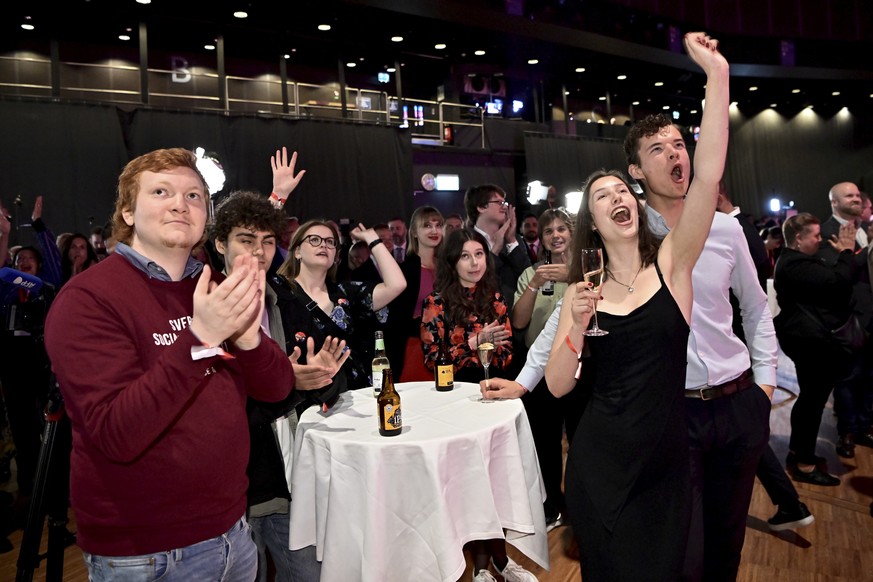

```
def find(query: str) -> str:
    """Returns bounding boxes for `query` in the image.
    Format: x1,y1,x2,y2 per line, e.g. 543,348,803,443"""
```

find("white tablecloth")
288,381,549,582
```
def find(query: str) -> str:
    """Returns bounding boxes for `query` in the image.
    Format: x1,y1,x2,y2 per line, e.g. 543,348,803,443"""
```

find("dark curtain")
0,101,128,245
725,110,873,221
523,132,627,200
0,101,413,245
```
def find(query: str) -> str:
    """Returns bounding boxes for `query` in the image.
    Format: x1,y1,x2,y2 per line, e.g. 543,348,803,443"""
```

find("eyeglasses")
487,200,509,208
301,234,338,249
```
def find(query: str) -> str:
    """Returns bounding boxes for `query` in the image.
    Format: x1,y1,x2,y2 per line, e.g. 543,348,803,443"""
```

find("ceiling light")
770,103,777,108
136,0,151,4
318,24,331,31
791,88,800,93
434,43,446,50
233,11,248,18
119,34,131,41
749,86,758,91
599,96,606,101
528,59,539,65
346,62,356,67
21,23,34,31
391,36,403,42
564,91,570,95
386,67,396,73
474,50,486,56
284,54,291,59
632,101,640,106
690,109,698,114
662,105,670,110
575,67,586,73
654,81,664,87
617,75,627,80
730,101,738,107
832,91,840,96
204,44,215,50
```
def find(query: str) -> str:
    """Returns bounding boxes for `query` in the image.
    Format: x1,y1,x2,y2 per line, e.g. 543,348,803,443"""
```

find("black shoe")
836,434,855,458
545,512,564,533
791,466,840,486
855,432,873,448
786,451,826,468
767,502,815,531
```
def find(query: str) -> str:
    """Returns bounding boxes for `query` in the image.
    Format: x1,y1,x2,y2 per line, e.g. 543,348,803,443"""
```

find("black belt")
685,369,754,401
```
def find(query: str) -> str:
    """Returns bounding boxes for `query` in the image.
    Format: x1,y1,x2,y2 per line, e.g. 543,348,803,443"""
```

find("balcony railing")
0,53,484,147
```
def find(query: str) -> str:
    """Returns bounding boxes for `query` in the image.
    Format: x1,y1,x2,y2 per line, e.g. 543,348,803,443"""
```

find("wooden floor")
2,390,872,581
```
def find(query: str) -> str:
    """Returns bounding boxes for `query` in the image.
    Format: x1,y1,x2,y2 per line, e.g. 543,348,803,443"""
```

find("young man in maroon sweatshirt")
45,148,294,582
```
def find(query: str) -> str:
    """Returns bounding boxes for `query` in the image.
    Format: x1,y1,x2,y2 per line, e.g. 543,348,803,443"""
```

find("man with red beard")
624,116,777,582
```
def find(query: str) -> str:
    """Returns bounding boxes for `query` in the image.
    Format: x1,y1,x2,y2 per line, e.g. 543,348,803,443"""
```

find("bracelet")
269,192,286,207
368,239,383,251
527,284,540,293
564,335,583,380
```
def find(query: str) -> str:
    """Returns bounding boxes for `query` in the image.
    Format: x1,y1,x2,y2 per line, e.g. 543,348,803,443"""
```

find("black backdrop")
0,100,413,246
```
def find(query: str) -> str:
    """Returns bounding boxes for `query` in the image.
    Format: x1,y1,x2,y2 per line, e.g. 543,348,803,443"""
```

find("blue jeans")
83,516,257,582
250,512,322,582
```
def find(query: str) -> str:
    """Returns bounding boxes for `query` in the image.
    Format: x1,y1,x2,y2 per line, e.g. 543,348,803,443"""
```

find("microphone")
0,267,44,301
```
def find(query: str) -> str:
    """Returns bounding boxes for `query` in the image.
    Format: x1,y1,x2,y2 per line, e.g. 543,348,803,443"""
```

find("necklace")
606,263,643,294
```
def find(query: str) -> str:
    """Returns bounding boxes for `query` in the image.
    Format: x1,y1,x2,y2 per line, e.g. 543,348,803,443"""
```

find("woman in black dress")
544,32,729,582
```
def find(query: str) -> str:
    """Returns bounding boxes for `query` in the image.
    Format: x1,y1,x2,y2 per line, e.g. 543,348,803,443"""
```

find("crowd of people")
0,30,870,582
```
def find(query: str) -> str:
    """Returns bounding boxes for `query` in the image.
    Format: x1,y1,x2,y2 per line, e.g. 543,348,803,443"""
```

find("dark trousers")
681,384,771,582
521,377,586,517
756,444,798,508
832,340,873,436
787,340,853,464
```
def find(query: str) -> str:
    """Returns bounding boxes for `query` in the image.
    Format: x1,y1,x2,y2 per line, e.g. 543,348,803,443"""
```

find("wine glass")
580,248,608,336
476,331,496,388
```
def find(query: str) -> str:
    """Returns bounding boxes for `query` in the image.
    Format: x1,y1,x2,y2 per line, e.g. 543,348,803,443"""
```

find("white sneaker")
492,556,538,582
473,569,498,582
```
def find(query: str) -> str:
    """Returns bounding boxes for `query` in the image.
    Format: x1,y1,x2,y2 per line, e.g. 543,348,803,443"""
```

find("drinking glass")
580,248,608,336
476,332,495,388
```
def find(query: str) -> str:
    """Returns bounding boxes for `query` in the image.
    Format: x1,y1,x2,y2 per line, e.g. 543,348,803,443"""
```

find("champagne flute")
476,331,495,388
580,248,608,336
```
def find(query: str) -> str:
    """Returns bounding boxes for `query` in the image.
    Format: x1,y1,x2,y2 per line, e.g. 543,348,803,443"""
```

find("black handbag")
797,304,869,355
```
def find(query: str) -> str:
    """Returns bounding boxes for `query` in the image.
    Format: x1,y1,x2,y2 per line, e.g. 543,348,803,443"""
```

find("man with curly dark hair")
212,190,345,582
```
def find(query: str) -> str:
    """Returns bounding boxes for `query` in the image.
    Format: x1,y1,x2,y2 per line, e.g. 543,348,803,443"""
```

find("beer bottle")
372,330,390,397
377,368,402,436
541,249,554,296
434,332,454,392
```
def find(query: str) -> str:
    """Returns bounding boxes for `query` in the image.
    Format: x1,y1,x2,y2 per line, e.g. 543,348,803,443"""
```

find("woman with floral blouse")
274,220,406,403
421,228,513,383
420,228,534,582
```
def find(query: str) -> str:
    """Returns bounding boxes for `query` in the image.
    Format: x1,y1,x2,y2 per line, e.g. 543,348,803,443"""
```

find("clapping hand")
191,254,263,350
467,320,511,351
289,336,351,390
829,222,857,252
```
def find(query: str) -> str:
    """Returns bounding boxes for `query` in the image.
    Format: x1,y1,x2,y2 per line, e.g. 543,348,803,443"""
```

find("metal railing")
0,53,484,147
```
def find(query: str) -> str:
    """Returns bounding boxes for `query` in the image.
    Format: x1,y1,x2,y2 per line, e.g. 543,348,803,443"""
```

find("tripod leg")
14,420,57,582
44,415,72,582
16,392,69,582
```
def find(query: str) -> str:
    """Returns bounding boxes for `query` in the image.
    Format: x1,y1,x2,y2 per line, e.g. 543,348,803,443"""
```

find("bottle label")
381,403,402,431
436,365,454,388
375,339,385,351
373,370,384,394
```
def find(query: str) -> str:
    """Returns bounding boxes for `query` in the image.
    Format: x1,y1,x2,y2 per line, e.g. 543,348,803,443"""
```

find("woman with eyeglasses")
274,220,406,406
